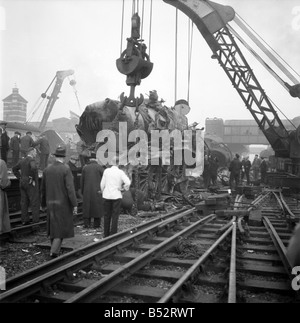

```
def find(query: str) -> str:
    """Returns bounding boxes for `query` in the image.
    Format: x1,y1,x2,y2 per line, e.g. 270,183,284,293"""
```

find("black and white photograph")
0,0,300,306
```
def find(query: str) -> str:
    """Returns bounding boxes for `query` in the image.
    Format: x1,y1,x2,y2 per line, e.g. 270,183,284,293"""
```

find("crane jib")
39,70,75,132
163,0,300,173
163,0,235,52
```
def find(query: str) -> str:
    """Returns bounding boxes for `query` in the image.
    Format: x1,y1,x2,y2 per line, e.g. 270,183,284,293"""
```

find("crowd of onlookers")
0,125,139,259
0,124,50,170
202,153,269,190
1,122,298,265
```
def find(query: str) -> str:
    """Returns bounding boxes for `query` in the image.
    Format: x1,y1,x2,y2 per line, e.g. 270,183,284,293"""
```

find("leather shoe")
50,253,59,259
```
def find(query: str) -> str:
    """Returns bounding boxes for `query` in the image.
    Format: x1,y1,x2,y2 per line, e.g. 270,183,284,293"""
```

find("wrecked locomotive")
75,92,205,199
75,91,231,199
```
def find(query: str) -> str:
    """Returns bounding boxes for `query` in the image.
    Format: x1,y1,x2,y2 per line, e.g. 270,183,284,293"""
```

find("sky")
0,0,300,128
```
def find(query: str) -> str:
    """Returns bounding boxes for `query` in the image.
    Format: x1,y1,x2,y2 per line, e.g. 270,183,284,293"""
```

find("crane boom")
39,69,74,131
164,0,300,170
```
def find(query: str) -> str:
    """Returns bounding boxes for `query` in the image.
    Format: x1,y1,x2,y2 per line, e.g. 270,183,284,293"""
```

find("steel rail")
0,208,195,302
262,216,293,281
158,221,234,303
271,191,285,219
247,191,272,212
3,207,192,292
1,202,83,243
65,214,217,303
228,220,237,303
279,191,296,221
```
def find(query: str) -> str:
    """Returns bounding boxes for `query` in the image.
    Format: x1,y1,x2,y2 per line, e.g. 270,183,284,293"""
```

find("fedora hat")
53,144,66,157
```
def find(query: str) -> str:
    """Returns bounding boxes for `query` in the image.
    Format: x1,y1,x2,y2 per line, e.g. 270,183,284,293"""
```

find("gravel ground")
0,210,171,279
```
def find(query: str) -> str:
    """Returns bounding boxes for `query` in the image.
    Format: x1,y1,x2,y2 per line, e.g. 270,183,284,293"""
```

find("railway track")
0,201,83,243
1,190,299,303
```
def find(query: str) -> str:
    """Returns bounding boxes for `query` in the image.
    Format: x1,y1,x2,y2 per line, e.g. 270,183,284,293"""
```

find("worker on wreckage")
75,91,204,197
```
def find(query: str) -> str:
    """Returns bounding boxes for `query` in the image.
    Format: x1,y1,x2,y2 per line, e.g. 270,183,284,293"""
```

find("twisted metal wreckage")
76,0,300,204
75,10,209,201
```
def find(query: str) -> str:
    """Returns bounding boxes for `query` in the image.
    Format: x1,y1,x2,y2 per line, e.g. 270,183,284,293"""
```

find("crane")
39,69,75,131
163,0,300,181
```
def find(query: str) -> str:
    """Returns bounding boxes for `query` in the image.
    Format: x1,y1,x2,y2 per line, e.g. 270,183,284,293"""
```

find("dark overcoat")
0,159,11,234
81,160,104,219
42,161,77,239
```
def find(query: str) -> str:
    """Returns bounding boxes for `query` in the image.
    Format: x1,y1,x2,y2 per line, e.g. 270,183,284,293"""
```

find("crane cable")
68,75,82,113
227,25,297,131
26,75,56,123
26,96,46,123
267,96,297,130
120,0,125,56
35,96,49,125
187,19,194,104
140,0,145,41
236,13,300,80
174,7,178,103
234,14,300,84
120,0,152,57
228,25,288,91
148,0,153,58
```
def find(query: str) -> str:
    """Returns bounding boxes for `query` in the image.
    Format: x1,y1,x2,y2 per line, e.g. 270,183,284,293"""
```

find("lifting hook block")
120,91,144,108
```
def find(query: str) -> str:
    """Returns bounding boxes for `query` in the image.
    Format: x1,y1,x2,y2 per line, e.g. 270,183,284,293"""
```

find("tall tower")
2,87,28,123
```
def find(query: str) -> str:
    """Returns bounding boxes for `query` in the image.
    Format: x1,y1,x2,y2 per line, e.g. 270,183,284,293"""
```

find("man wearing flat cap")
33,133,50,170
12,147,40,225
10,131,21,166
20,131,34,158
41,144,77,258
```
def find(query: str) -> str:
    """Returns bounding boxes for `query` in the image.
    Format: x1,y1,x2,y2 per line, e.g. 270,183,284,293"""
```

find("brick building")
2,87,28,123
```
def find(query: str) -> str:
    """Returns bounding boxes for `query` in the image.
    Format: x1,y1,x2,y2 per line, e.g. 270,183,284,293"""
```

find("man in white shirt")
100,157,131,237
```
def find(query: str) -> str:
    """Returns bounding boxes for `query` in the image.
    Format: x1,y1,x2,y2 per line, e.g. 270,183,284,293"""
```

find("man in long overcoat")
10,131,21,166
80,155,104,229
41,144,77,258
252,154,261,182
0,125,10,164
0,158,11,234
12,147,40,225
33,134,50,170
229,154,242,190
20,131,34,158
